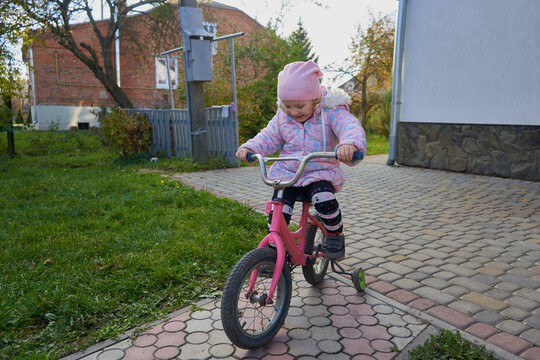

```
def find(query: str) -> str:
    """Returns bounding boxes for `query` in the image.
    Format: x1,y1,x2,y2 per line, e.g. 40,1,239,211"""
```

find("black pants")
269,180,343,234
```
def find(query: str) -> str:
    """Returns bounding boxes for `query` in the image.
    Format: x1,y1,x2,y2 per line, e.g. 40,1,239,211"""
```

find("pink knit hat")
277,61,323,101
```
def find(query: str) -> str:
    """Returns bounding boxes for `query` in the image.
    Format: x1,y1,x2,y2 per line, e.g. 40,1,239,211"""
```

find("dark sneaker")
323,233,345,260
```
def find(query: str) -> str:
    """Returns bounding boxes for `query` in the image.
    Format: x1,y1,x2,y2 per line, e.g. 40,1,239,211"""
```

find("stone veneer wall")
397,123,540,181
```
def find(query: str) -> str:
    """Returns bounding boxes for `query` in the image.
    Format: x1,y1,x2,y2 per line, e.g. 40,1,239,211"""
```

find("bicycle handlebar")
246,151,364,189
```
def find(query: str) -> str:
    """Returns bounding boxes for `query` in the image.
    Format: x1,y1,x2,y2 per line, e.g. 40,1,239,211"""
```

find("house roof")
197,1,262,27
64,1,262,29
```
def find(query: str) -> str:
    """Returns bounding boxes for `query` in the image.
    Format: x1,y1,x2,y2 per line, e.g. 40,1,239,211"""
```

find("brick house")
25,1,263,130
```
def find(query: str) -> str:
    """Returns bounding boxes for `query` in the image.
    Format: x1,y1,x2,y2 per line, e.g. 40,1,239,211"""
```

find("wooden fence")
136,105,238,165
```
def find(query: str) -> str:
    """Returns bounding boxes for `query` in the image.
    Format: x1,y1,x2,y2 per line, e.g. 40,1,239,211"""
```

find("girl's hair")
278,98,322,112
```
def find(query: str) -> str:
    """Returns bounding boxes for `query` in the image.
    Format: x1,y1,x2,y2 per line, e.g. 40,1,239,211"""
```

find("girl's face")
281,99,317,123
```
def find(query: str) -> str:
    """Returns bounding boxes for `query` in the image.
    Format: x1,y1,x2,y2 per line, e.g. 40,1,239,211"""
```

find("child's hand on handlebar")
336,144,359,163
236,147,253,162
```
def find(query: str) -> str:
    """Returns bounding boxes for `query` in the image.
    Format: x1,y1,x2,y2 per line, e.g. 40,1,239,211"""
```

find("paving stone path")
65,155,540,360
79,269,427,360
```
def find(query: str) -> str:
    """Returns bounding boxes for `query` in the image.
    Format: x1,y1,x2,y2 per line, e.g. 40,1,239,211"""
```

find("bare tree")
12,0,176,108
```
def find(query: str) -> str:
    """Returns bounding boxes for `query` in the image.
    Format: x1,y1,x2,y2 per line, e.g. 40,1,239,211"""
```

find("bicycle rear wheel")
221,247,292,349
302,215,329,285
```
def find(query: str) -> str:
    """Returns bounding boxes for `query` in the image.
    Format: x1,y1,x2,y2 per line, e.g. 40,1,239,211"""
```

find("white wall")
400,0,540,126
32,105,100,130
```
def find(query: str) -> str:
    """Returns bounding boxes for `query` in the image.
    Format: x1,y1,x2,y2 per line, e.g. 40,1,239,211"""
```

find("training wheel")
352,267,365,292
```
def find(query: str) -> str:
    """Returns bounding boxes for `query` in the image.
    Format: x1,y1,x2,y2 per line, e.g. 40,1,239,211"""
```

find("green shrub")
409,329,496,360
25,110,32,125
364,88,391,138
14,110,24,124
98,108,152,158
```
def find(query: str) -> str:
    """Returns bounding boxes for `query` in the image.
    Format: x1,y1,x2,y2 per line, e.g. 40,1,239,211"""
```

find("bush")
15,110,24,124
364,88,391,138
98,108,152,158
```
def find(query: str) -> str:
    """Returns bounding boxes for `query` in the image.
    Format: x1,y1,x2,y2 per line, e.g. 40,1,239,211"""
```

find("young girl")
236,61,367,260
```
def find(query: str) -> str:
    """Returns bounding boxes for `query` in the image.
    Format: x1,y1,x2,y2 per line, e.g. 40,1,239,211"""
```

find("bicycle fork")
246,195,290,306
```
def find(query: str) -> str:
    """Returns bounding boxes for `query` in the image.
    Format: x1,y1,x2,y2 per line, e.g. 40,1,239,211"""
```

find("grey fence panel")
206,106,236,164
171,110,191,157
136,106,237,165
162,111,172,158
145,110,172,157
206,107,217,158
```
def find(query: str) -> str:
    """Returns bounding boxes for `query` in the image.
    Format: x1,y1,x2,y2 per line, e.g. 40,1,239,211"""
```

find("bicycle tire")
302,215,329,285
353,267,366,292
221,247,292,349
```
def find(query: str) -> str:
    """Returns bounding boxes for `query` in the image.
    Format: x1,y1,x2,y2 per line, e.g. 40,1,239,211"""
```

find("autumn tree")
0,0,27,111
10,0,179,109
1,0,31,155
346,14,395,122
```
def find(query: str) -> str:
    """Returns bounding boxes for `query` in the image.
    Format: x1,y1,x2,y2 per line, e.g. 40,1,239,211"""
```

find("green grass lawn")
0,130,390,358
365,133,389,156
0,131,267,358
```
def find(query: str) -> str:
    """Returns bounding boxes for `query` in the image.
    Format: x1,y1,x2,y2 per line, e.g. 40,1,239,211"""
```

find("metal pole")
29,48,38,127
230,37,240,168
213,32,244,42
160,46,183,56
387,0,408,166
114,7,121,87
165,54,174,109
180,0,209,163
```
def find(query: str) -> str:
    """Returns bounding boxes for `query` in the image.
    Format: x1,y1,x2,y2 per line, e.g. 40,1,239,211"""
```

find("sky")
17,0,398,85
213,0,398,86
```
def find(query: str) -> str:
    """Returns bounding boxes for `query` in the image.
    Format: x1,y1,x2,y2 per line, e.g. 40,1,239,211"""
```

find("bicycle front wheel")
302,215,329,285
221,247,292,349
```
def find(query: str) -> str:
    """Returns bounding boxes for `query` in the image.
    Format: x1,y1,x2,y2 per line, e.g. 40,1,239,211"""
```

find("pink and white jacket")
242,88,367,192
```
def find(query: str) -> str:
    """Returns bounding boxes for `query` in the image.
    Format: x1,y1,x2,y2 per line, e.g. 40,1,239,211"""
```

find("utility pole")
179,0,211,163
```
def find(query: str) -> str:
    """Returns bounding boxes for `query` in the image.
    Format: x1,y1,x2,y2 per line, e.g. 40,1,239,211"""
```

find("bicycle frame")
245,152,350,305
250,197,327,304
222,151,366,349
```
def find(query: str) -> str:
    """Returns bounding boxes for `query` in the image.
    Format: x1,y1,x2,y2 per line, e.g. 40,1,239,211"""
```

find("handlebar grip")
336,151,365,161
353,152,365,160
246,153,256,162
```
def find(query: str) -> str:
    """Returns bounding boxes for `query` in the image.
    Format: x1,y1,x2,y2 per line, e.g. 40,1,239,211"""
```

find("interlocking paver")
449,277,492,293
413,286,455,305
368,281,397,294
66,159,539,360
520,328,540,346
505,295,538,311
427,305,476,329
474,309,506,325
521,346,540,360
496,319,529,335
488,332,532,354
501,306,530,322
448,300,483,316
465,322,499,339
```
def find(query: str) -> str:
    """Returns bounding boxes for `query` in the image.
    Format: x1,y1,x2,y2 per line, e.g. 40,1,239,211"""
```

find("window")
204,22,218,55
155,57,178,89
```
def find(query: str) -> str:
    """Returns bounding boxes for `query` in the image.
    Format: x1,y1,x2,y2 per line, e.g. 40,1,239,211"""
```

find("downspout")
29,48,38,126
387,0,408,166
114,8,121,87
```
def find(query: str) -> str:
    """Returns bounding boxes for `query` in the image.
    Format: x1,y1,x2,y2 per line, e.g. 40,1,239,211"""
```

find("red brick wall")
28,3,263,108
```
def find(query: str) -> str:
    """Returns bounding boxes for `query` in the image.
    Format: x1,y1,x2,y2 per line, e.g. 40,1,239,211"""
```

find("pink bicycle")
221,151,366,349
